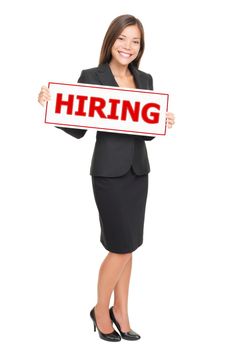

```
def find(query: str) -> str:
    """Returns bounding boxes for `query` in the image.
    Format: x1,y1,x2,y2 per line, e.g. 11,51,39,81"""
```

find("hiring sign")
45,82,169,136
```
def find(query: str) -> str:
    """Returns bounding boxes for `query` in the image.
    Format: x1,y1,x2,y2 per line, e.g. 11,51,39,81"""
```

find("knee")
122,252,132,260
125,252,132,259
111,252,132,262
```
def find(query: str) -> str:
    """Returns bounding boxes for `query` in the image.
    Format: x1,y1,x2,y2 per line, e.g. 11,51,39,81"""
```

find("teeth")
119,51,131,58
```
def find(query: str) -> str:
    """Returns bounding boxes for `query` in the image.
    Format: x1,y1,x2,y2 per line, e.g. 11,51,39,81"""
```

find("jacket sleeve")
141,73,156,141
54,70,88,139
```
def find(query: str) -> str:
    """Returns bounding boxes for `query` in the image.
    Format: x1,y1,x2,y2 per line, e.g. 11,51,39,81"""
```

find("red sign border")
44,81,169,136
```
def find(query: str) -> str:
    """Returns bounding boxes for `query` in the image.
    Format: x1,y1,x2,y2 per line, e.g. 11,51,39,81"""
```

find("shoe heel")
90,307,121,341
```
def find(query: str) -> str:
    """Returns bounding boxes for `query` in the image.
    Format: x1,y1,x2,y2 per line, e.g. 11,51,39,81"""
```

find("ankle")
95,303,110,314
113,305,128,319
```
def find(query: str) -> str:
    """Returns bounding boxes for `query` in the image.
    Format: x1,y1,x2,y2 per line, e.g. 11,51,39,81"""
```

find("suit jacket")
56,62,155,177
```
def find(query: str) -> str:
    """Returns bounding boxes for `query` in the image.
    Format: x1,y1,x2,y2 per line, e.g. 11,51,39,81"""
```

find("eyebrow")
119,35,141,39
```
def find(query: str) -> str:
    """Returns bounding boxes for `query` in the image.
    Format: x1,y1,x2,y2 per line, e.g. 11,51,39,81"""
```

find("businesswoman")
38,14,175,342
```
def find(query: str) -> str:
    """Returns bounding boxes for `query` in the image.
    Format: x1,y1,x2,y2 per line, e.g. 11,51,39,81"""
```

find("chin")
118,59,131,66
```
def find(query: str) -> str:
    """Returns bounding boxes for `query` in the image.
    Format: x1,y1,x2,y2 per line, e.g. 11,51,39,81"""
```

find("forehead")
119,25,141,38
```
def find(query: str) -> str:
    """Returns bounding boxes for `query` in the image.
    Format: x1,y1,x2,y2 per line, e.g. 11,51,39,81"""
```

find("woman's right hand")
38,85,51,107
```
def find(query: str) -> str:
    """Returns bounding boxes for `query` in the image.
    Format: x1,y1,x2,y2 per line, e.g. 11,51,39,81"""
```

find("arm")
141,74,156,141
143,135,155,140
55,70,88,139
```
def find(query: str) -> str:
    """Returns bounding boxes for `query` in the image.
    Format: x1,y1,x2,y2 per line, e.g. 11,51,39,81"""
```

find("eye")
133,40,140,44
118,37,124,40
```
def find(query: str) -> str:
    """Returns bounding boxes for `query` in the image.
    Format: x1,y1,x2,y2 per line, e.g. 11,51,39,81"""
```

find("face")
110,25,141,66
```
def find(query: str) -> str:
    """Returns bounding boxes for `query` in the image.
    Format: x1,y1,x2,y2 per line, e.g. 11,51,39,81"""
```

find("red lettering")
141,103,160,124
54,91,162,128
74,95,88,116
107,99,120,120
121,100,140,122
55,93,74,115
89,97,106,118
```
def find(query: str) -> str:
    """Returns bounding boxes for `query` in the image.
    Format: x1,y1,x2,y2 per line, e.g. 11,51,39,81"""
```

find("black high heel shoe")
109,306,141,341
90,307,121,342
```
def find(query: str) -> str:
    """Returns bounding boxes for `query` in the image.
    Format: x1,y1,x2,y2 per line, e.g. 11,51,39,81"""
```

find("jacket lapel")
96,62,148,90
96,63,118,87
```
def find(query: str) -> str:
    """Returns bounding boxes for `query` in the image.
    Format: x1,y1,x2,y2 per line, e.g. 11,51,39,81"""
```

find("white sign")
45,82,169,136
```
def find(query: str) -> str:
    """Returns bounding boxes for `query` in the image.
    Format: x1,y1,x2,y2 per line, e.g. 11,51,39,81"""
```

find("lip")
118,51,132,58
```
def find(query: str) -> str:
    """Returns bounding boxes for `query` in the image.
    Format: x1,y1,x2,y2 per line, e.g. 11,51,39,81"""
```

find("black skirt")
91,166,149,253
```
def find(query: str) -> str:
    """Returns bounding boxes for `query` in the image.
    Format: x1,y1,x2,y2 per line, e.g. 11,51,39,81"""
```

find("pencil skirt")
91,166,149,253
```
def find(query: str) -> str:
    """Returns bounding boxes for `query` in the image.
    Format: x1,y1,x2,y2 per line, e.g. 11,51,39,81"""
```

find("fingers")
167,121,174,128
38,85,51,107
166,112,175,128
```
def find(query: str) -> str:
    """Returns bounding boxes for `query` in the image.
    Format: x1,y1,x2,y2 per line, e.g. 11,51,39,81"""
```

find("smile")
118,51,132,58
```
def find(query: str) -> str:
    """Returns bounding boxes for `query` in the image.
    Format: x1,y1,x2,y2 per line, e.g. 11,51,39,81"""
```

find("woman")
38,14,175,342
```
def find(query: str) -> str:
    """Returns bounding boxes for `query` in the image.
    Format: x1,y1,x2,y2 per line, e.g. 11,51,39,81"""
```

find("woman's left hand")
166,112,175,128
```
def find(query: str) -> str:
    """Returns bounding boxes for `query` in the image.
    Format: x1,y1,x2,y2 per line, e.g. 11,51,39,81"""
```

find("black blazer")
56,62,155,177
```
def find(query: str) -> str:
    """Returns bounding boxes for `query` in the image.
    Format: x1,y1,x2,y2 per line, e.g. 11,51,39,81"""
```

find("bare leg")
113,254,132,332
94,252,132,333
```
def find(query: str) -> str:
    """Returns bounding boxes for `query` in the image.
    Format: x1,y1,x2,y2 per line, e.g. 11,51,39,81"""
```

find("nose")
123,40,131,50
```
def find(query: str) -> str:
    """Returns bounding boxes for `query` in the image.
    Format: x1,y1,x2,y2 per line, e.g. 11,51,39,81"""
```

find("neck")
109,59,131,78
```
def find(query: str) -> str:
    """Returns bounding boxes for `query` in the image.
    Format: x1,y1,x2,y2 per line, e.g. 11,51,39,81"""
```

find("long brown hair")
99,14,145,68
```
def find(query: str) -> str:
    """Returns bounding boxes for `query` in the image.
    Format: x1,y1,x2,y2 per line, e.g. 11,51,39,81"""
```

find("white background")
0,0,232,349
